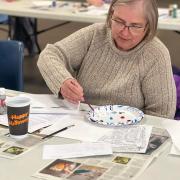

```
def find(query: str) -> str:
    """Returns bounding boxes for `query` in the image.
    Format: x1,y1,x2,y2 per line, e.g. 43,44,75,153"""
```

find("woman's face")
111,1,147,51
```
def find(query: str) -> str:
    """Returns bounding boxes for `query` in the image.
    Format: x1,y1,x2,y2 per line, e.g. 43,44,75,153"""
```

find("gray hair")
106,0,158,41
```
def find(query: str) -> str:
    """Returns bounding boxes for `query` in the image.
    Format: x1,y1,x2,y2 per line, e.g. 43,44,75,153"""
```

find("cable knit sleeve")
141,40,176,119
37,24,96,95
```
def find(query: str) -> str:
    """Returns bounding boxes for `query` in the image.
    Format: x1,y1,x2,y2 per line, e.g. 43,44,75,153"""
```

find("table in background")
0,0,180,30
0,0,180,55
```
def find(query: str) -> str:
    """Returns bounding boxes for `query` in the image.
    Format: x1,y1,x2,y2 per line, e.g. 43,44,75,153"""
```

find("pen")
84,100,94,111
87,103,94,111
42,125,75,139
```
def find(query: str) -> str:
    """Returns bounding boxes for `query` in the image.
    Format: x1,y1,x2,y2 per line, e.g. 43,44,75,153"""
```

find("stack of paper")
98,125,152,153
42,115,112,142
0,114,76,133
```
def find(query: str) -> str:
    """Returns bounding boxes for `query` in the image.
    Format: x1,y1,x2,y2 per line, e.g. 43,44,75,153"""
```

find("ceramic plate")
87,105,144,126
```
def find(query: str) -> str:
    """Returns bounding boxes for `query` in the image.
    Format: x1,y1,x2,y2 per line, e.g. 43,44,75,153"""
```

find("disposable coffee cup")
6,96,31,139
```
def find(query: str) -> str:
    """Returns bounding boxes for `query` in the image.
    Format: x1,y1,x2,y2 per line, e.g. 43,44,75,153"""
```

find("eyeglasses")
111,17,146,35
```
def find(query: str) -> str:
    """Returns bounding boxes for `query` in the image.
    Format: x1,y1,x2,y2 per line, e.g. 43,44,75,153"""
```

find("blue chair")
0,40,24,91
0,15,10,37
0,15,8,24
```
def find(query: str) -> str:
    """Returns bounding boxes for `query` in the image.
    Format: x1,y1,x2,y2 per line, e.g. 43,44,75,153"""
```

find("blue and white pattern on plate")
87,105,144,126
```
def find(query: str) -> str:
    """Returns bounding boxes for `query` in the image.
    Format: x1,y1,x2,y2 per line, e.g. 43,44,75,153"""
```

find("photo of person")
145,134,169,155
113,156,131,165
68,164,107,180
39,159,81,178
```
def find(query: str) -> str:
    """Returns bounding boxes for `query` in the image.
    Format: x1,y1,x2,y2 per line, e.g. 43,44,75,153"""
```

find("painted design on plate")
87,105,144,126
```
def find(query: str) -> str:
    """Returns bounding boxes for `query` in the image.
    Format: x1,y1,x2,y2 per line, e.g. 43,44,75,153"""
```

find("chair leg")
8,16,12,39
33,19,41,53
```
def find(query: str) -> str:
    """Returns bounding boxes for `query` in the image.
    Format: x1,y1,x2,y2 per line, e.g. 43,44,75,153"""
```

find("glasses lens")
112,18,145,35
129,27,144,35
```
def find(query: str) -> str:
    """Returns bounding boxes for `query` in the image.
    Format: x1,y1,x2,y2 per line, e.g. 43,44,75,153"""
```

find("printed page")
0,130,42,159
98,125,152,153
33,127,171,180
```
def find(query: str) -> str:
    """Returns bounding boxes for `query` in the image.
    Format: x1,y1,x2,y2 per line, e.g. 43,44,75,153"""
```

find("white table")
137,115,180,180
0,91,180,180
0,0,105,23
0,0,180,31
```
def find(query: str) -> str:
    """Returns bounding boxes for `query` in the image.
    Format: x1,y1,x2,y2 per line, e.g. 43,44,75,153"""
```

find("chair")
0,14,8,24
0,15,11,38
0,40,24,91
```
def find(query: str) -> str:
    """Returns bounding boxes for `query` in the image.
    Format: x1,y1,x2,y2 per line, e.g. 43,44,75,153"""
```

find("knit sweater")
37,23,176,119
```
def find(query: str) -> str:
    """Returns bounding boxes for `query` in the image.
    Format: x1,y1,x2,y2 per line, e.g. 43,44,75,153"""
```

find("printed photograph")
145,134,169,155
113,156,131,165
3,146,26,155
39,159,81,178
68,164,107,180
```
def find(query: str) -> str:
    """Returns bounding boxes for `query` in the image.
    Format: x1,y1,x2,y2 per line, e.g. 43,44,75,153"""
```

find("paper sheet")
54,115,112,142
166,126,180,149
155,119,180,155
40,115,75,135
170,145,180,155
98,125,152,153
43,142,112,159
166,123,180,155
0,114,73,133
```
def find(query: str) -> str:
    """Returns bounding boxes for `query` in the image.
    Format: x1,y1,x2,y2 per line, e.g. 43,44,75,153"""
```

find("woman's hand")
60,79,84,104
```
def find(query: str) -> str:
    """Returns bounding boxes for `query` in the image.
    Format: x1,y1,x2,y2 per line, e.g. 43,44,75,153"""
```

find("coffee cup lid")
6,96,31,107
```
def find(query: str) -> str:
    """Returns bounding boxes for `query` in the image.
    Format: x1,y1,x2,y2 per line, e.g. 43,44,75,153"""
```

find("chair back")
0,15,9,36
0,40,24,91
0,14,8,24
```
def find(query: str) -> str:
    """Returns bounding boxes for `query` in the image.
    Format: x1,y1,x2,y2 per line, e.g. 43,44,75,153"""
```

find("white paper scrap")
167,125,180,151
170,144,180,155
166,124,180,155
40,115,75,135
43,142,112,159
161,120,180,155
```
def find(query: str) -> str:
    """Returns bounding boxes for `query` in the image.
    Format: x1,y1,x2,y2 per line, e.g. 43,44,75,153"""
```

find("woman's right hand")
60,78,84,104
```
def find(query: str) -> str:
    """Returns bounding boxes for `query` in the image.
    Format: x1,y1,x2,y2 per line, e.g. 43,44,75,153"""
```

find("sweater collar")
107,27,148,56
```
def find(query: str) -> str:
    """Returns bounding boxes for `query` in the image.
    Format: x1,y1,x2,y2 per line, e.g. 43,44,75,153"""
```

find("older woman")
37,0,176,119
